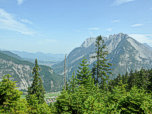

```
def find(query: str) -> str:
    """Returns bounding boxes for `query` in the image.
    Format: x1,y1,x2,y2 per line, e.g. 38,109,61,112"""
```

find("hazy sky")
0,0,152,55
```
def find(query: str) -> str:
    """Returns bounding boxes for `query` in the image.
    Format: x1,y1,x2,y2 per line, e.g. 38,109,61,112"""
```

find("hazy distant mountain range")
0,33,152,92
10,50,65,61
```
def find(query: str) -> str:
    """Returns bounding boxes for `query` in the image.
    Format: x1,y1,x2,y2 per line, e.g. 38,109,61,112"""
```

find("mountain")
0,50,24,61
0,52,65,93
0,50,62,67
142,43,152,51
9,50,65,62
51,33,152,83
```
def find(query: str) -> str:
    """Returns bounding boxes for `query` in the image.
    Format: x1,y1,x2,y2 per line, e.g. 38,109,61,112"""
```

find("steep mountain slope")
142,43,152,51
51,33,152,83
0,50,24,61
0,52,64,93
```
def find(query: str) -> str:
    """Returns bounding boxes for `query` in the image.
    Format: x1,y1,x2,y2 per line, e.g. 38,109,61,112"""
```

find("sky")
0,0,152,55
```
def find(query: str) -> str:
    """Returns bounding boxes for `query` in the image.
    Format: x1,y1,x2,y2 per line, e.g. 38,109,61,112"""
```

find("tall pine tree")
36,77,46,104
26,58,45,106
91,63,98,86
89,35,115,92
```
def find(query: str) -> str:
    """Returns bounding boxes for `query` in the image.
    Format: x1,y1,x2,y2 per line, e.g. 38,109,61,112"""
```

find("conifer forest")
1,35,152,114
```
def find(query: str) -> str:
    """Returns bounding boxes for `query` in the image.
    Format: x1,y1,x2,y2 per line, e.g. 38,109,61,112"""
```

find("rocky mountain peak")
80,37,96,48
80,33,129,48
108,33,128,40
80,36,108,48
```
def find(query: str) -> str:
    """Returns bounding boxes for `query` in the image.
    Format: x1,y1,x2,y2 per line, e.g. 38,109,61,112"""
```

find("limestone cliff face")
0,53,64,92
52,33,152,81
80,36,108,48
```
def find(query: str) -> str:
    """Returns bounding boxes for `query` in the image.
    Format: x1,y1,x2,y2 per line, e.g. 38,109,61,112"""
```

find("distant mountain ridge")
0,50,24,61
9,50,65,62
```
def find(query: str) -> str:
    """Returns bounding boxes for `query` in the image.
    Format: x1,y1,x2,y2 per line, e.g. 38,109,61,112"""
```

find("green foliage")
65,71,79,94
147,70,152,93
51,70,152,113
54,71,80,113
91,63,98,86
26,59,46,106
0,74,22,112
76,56,93,89
116,83,152,113
0,74,31,113
26,94,52,114
37,77,46,104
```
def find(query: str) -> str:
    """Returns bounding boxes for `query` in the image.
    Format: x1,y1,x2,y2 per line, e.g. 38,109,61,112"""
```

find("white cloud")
37,39,57,45
17,0,26,5
0,8,35,36
112,0,135,6
21,19,33,24
88,27,100,30
107,28,113,31
75,30,80,32
131,23,143,27
128,34,152,44
111,20,120,23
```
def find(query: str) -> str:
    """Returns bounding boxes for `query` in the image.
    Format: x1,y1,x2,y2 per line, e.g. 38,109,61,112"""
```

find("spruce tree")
26,58,45,106
0,74,32,113
107,78,115,93
89,35,115,92
147,70,152,94
76,57,93,88
127,69,134,90
117,73,122,85
137,69,147,90
37,77,46,104
124,71,129,92
61,79,72,94
122,74,125,84
61,71,79,94
135,69,138,74
91,63,98,86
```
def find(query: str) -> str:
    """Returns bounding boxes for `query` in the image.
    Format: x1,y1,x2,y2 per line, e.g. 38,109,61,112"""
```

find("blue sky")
0,0,152,55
